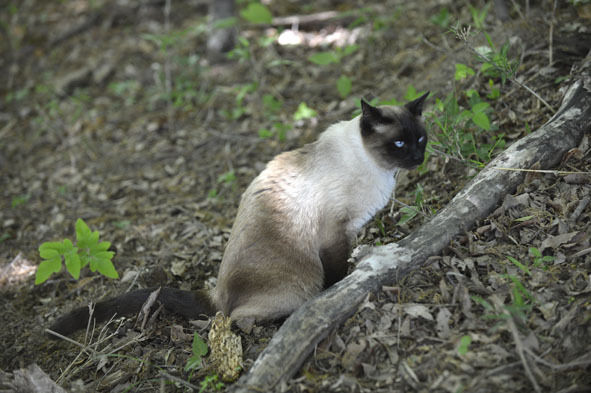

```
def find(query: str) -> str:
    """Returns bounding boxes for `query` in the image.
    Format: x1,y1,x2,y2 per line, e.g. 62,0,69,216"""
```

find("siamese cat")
50,93,429,336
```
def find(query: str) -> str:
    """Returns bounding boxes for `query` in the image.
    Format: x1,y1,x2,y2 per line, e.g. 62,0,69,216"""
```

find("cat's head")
360,92,429,170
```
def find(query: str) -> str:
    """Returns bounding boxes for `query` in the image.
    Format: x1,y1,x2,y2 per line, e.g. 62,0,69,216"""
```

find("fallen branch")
271,11,353,27
230,51,591,392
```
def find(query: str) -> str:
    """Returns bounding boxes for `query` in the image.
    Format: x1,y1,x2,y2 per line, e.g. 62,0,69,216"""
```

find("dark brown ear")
405,91,430,116
361,98,382,120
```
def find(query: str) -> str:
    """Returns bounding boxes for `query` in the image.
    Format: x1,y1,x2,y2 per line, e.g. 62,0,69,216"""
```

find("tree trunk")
230,51,591,393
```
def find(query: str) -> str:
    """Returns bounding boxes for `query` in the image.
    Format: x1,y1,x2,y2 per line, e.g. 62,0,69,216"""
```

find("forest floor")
1,0,590,392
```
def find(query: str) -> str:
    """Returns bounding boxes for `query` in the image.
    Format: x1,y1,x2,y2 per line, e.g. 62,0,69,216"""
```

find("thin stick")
492,167,591,175
159,371,201,390
46,329,95,351
549,0,557,65
164,0,175,133
506,315,542,393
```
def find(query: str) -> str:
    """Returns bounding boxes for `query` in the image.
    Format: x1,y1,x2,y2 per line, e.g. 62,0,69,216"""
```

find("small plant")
507,256,531,276
185,333,209,373
336,75,352,98
468,3,491,29
430,7,450,28
457,334,472,355
199,374,225,393
475,33,518,85
227,36,252,63
218,169,237,186
293,102,317,121
36,219,118,284
397,184,427,225
220,82,258,120
471,269,536,326
11,194,30,208
307,44,358,66
504,274,536,321
529,247,554,268
240,2,272,24
426,90,503,166
209,169,238,199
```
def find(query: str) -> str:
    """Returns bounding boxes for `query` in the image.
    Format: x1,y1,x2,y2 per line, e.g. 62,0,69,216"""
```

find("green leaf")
218,170,236,185
471,102,490,113
258,128,273,139
39,242,64,259
192,333,209,357
342,44,359,57
95,241,111,251
293,102,317,120
11,194,30,208
308,51,339,65
405,85,429,101
514,215,534,222
35,258,62,284
262,94,282,113
64,249,81,279
240,3,272,24
95,258,119,279
75,218,92,241
430,7,450,28
185,333,208,371
397,206,418,225
185,355,202,372
457,335,472,355
528,247,542,258
454,63,475,81
274,122,290,141
471,295,493,311
507,256,531,276
113,220,130,229
471,111,491,130
336,75,352,98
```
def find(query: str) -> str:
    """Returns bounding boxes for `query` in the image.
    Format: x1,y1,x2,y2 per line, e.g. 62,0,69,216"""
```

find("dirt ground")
1,0,590,392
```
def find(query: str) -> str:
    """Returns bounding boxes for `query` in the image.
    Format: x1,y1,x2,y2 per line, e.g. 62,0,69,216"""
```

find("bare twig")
164,0,175,133
524,348,591,371
491,166,591,175
271,11,344,26
506,314,542,393
549,0,557,65
159,371,201,390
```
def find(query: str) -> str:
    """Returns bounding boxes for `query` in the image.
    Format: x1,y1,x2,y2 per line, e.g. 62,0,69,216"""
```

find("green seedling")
36,218,117,284
457,335,472,355
293,102,317,121
11,194,30,208
529,247,554,268
199,374,225,392
185,333,208,373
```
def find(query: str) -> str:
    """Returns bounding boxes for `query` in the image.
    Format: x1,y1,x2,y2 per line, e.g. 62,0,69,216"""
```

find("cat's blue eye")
394,140,405,148
418,136,425,143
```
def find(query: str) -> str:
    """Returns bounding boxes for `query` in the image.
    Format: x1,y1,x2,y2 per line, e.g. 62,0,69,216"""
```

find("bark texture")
231,52,591,393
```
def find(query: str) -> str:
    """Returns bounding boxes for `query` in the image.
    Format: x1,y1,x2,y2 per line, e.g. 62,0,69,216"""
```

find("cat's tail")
48,287,216,338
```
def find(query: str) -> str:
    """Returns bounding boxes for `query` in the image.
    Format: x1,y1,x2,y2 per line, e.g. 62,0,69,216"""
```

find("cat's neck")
317,116,397,178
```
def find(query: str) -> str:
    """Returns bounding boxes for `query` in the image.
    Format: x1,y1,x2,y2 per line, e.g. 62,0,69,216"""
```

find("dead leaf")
342,340,366,371
404,304,433,321
436,307,452,339
541,231,583,251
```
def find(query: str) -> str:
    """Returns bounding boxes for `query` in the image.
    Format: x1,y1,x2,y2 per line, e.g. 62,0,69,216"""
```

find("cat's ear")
361,98,382,121
405,91,430,116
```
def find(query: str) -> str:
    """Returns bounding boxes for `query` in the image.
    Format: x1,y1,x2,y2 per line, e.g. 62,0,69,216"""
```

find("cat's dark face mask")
360,93,429,170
